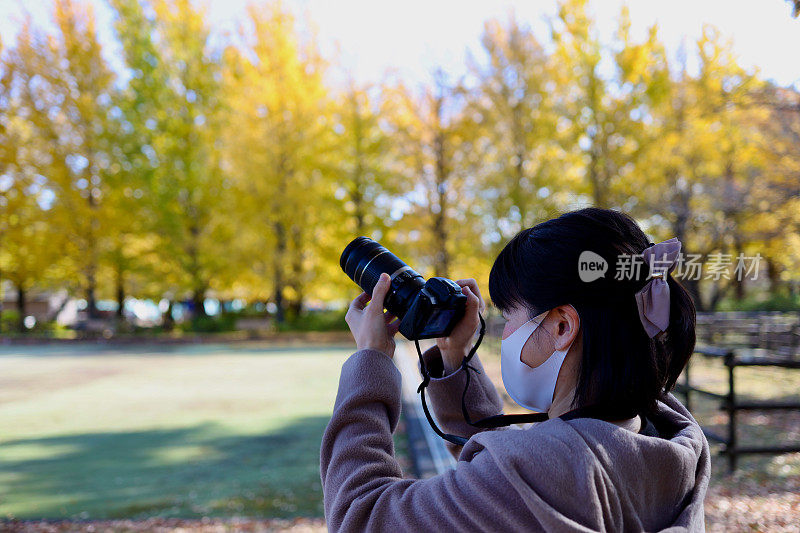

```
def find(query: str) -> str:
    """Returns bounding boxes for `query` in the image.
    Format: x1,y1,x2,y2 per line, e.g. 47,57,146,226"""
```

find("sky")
0,0,798,89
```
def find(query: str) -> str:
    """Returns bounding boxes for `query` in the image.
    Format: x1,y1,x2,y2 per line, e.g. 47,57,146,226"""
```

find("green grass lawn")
0,341,402,520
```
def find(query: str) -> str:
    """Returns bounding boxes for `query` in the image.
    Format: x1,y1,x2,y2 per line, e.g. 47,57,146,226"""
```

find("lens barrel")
340,237,425,318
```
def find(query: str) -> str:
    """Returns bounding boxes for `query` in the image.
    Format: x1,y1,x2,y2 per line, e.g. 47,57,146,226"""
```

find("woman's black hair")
488,207,696,418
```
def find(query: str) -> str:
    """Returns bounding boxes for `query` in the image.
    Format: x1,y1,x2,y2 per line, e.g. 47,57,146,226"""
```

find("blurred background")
0,0,798,531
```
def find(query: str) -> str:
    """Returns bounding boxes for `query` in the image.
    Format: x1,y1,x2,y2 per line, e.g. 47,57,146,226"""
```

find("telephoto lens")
340,237,467,340
339,237,425,320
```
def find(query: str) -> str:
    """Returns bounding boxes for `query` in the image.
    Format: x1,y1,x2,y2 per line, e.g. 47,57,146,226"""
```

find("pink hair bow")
634,237,682,338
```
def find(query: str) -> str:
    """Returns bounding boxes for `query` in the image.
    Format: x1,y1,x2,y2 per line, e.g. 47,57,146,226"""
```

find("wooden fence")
677,345,800,471
679,311,800,471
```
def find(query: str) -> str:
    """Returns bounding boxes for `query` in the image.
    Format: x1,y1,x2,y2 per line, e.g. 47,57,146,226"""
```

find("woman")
320,207,711,532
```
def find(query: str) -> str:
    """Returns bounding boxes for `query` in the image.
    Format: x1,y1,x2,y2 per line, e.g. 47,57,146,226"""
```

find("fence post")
725,350,737,471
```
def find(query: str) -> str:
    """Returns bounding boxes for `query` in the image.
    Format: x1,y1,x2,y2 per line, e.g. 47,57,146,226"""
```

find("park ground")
0,340,798,532
0,341,410,531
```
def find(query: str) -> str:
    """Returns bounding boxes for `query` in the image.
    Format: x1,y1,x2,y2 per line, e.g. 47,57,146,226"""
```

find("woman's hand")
436,278,485,374
345,273,401,358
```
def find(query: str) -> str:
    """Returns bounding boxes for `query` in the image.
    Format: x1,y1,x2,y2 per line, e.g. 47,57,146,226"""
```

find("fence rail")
676,344,800,471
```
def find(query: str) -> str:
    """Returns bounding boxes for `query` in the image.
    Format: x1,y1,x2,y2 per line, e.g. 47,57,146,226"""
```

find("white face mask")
500,305,578,413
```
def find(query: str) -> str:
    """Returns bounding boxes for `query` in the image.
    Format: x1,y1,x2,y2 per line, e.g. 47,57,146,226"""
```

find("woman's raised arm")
319,348,545,532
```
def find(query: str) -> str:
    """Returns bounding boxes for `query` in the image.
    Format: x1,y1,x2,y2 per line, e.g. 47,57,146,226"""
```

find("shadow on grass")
0,416,331,520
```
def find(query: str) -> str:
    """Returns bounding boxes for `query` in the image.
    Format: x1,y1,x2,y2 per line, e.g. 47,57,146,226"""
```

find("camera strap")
414,313,650,447
414,313,549,447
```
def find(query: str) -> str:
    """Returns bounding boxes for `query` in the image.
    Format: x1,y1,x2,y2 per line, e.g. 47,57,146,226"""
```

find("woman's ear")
551,304,580,350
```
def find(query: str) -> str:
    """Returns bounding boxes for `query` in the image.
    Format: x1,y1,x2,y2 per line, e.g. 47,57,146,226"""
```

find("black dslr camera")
340,237,467,340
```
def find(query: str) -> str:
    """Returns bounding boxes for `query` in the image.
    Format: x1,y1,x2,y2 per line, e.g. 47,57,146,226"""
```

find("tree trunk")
708,281,730,311
723,153,745,302
353,181,365,234
46,293,70,322
512,101,528,228
86,267,99,319
287,226,305,320
432,173,449,276
162,300,175,331
351,92,366,234
116,265,125,320
192,288,207,319
588,142,606,208
85,178,100,320
273,220,286,324
287,299,302,321
669,187,705,312
432,120,450,277
765,256,782,295
16,284,26,332
733,236,745,301
668,85,704,311
683,272,704,312
185,222,206,319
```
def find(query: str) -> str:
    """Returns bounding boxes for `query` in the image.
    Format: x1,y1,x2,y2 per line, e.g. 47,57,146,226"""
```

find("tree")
0,23,64,331
111,0,230,319
467,14,565,244
385,71,484,279
743,84,800,295
331,80,396,236
222,1,330,320
550,0,648,210
7,1,124,319
0,35,9,331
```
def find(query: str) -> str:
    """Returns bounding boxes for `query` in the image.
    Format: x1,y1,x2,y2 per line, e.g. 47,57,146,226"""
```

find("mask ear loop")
415,312,549,447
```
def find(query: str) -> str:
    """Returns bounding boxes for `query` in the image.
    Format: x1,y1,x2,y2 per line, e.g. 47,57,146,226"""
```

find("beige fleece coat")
320,346,711,532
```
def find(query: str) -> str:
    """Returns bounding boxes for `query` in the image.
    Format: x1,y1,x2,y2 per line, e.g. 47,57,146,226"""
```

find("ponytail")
660,274,697,392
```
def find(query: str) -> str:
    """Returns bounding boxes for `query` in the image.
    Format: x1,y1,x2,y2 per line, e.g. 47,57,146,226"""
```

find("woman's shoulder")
454,401,709,531
463,417,595,466
466,400,706,471
457,420,607,507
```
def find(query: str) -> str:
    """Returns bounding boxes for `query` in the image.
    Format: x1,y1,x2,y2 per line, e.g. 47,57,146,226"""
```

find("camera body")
394,275,466,340
340,237,467,340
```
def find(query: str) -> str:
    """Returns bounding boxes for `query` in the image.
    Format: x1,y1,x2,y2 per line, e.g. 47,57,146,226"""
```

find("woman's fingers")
456,278,485,313
345,292,370,326
366,273,391,316
463,286,478,310
462,287,481,328
349,291,371,312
